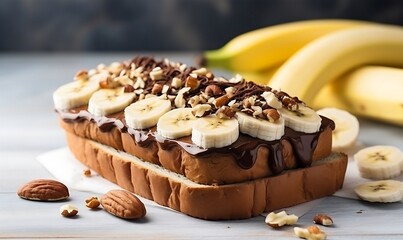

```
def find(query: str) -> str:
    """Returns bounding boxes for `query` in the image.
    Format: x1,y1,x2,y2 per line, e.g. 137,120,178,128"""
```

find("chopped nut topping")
261,91,282,109
185,75,200,91
151,84,163,95
251,105,263,118
150,67,164,80
188,95,201,108
216,106,235,119
205,84,222,97
171,77,182,89
174,87,191,108
191,104,212,117
263,109,280,123
133,77,145,89
214,95,230,108
192,67,208,76
282,97,299,111
74,70,88,81
229,74,243,84
123,84,135,93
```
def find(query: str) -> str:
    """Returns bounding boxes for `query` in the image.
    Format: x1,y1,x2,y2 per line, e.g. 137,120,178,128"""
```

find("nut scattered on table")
313,214,333,226
294,226,327,240
83,169,92,177
60,204,78,217
265,210,298,228
17,179,69,201
85,196,101,209
101,189,146,219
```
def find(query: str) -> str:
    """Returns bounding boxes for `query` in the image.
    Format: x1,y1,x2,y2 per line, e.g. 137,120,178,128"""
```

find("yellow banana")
313,66,403,126
200,19,369,72
269,24,403,105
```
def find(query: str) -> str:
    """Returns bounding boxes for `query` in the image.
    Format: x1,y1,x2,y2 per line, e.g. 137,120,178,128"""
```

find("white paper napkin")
37,146,383,217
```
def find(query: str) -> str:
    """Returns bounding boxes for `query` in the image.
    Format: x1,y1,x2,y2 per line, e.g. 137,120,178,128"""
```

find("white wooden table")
1,53,403,239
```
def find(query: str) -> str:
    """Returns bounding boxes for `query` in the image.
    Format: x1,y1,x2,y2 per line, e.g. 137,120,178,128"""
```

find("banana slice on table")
125,97,172,130
354,180,403,203
88,88,135,117
191,115,239,148
157,108,197,139
316,108,359,151
278,105,322,133
236,112,284,141
354,145,403,180
53,80,100,109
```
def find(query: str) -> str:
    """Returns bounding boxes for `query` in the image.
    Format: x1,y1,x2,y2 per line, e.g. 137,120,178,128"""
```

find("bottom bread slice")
65,132,348,220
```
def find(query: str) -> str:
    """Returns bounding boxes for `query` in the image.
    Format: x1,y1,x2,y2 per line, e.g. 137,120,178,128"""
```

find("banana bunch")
200,19,403,127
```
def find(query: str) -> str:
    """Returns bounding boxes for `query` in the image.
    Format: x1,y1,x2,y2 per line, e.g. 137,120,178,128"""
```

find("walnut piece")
60,204,78,217
265,210,298,228
294,226,327,240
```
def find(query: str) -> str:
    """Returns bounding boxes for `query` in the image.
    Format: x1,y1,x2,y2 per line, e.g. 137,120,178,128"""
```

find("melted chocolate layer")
57,108,334,174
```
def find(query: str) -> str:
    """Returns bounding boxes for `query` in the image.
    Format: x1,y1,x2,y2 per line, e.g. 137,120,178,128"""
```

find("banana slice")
354,180,403,203
53,80,100,109
354,145,403,180
125,97,172,129
236,112,284,141
316,108,359,151
191,115,239,148
279,105,322,133
88,88,135,117
157,108,197,139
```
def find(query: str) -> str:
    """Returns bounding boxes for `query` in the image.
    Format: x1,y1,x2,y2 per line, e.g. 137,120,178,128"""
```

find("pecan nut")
101,189,146,219
17,179,69,201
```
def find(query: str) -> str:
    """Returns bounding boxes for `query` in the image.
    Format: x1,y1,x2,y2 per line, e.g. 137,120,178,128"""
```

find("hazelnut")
263,109,280,123
205,84,222,97
85,196,101,209
60,204,78,217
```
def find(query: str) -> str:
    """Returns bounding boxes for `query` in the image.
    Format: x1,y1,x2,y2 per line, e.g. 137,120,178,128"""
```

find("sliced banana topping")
53,80,100,109
191,115,239,148
157,108,197,139
125,97,172,130
354,145,403,180
354,180,403,203
279,104,322,133
236,112,284,141
316,108,359,151
88,88,135,117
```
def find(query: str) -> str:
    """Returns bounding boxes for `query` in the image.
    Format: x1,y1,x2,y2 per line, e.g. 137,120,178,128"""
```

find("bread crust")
59,114,333,185
65,132,347,220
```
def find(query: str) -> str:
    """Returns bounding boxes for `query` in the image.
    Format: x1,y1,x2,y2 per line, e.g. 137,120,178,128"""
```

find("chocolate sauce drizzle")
57,108,334,174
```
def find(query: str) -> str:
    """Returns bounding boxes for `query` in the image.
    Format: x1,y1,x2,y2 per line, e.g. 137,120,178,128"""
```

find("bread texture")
65,132,347,220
